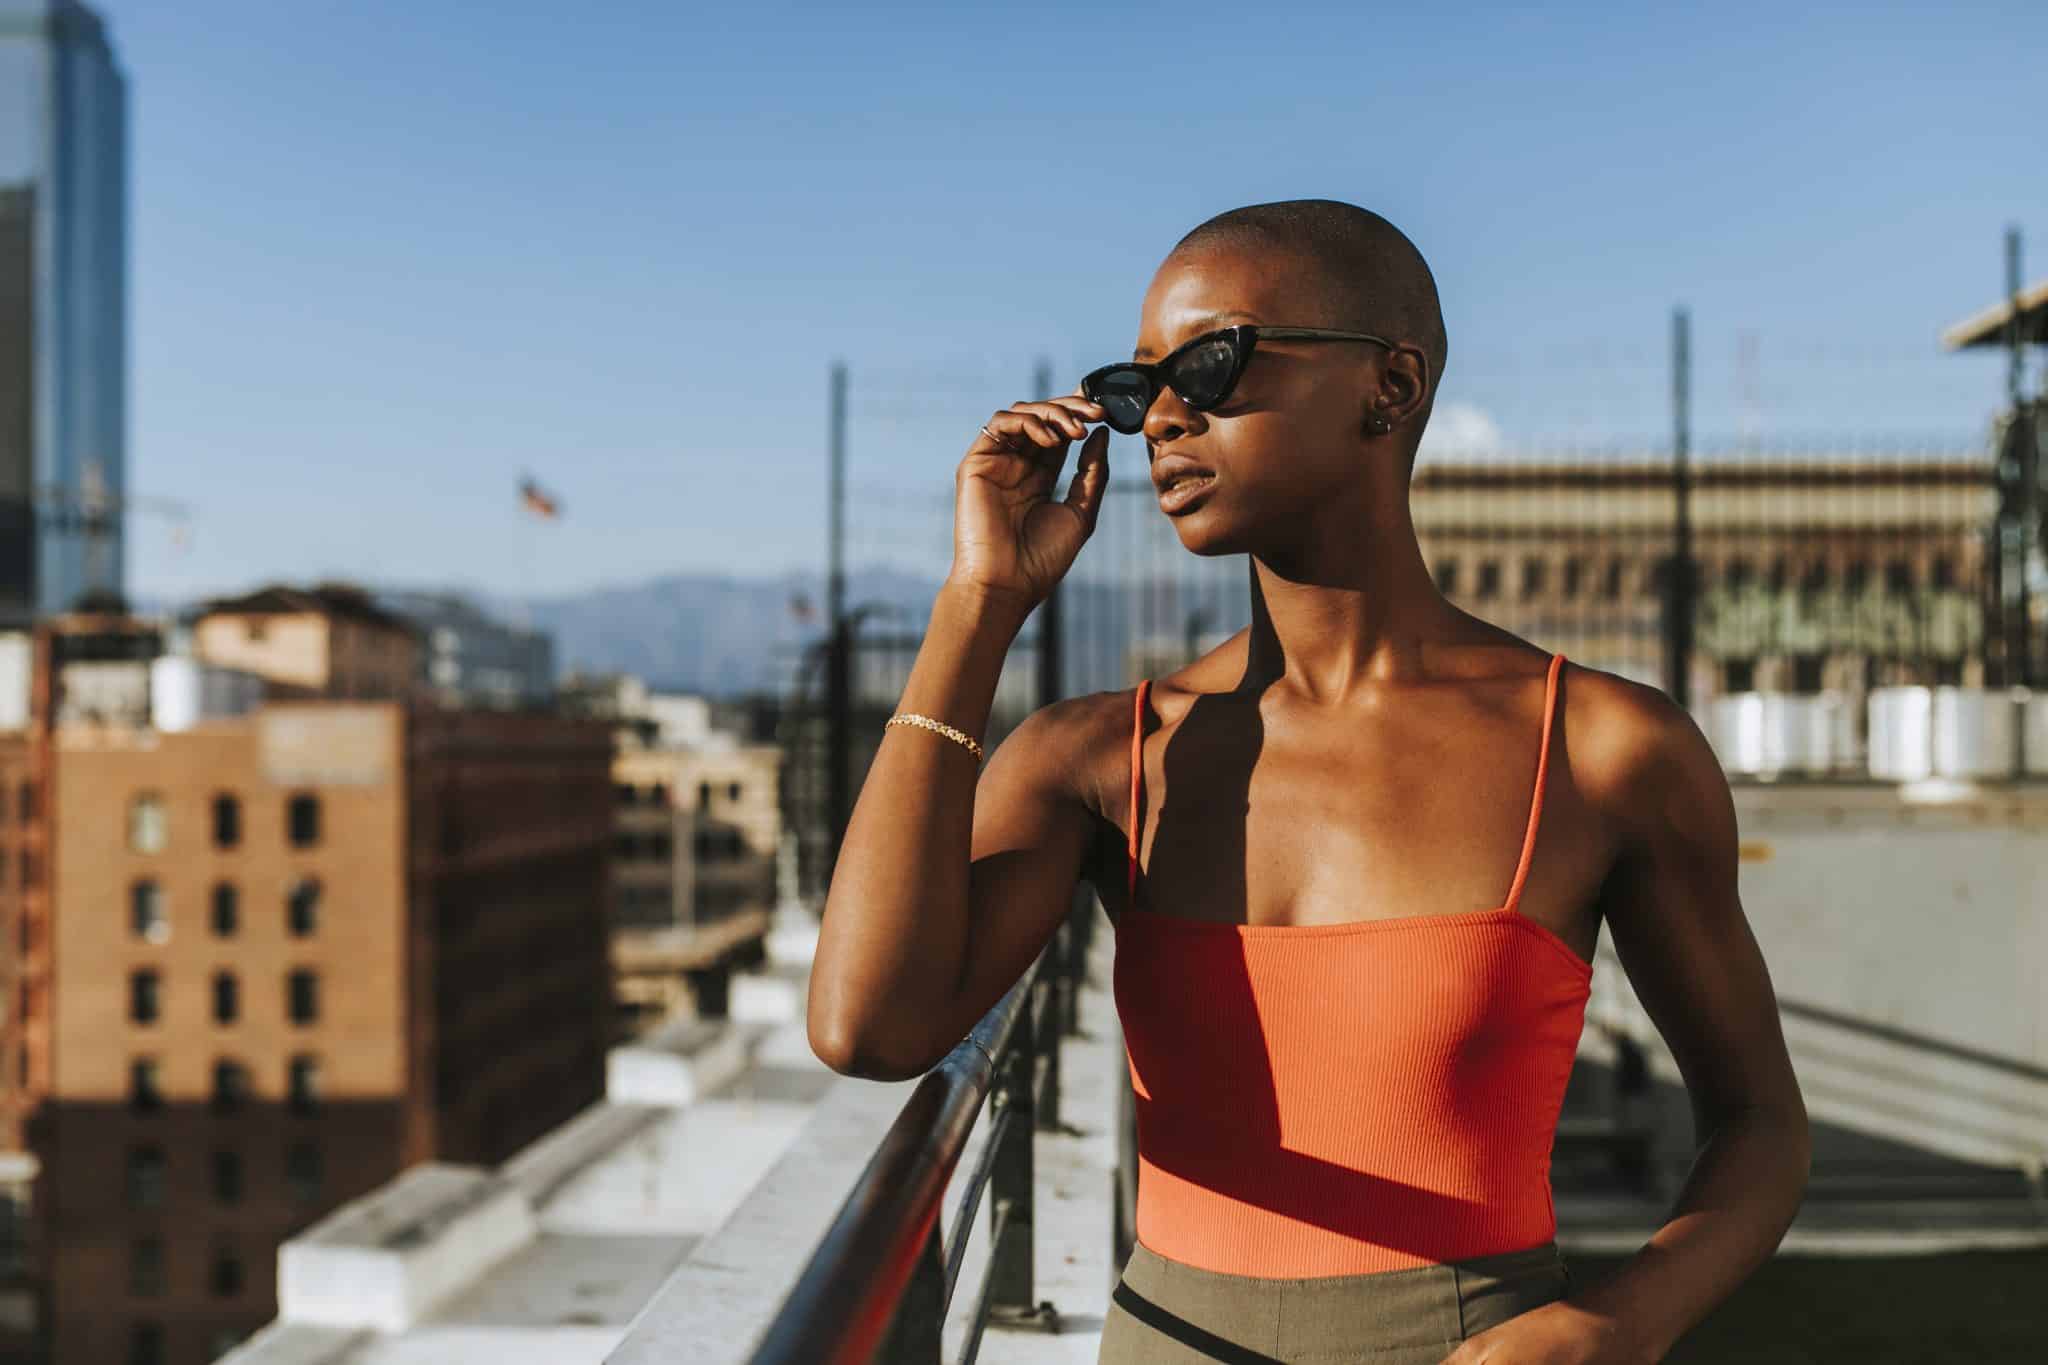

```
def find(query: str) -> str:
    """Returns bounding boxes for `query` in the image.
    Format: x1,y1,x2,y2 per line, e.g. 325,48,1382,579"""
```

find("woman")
808,199,1810,1363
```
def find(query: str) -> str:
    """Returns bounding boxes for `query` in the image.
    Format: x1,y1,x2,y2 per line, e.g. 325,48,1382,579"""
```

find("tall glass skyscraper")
1,0,127,625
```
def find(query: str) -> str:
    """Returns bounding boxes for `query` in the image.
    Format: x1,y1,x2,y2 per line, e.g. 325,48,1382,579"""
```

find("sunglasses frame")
1081,325,1398,434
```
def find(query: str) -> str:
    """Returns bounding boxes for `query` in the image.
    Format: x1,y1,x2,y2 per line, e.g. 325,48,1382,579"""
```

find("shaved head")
1169,200,1447,430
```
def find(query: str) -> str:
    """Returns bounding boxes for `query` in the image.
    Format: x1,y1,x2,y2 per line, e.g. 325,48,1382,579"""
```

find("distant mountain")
136,567,942,699
478,566,952,698
142,562,1197,703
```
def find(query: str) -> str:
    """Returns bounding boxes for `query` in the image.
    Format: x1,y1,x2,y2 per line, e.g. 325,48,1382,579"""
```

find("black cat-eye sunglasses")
1080,324,1395,435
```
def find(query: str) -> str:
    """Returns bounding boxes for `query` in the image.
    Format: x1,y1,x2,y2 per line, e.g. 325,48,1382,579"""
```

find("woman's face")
1130,245,1391,559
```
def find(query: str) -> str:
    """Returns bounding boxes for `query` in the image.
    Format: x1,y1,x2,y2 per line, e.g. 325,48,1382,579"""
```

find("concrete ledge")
607,1015,750,1105
278,1165,536,1332
765,904,820,968
501,1103,668,1208
730,970,804,1023
207,1322,367,1365
607,1070,909,1363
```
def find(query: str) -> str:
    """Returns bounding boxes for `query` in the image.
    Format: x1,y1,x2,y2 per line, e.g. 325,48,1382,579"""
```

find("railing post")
987,1029,1036,1315
1112,1059,1137,1281
1035,938,1063,1135
871,1215,945,1365
1058,897,1086,1037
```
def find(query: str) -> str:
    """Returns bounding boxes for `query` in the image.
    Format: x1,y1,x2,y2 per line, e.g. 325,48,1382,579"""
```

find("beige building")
8,614,613,1365
609,732,780,1027
192,584,420,703
1409,454,1995,697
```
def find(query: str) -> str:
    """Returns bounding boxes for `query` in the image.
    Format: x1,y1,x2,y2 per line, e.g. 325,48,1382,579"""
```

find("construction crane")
3,456,194,612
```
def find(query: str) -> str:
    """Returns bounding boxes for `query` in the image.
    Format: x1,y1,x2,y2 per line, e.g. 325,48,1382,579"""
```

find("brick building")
5,613,612,1365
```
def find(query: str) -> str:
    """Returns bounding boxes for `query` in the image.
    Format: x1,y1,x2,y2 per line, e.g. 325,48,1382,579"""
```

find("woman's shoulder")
993,686,1145,816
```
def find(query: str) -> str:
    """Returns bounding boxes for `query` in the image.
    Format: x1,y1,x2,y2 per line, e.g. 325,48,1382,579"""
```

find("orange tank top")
1115,650,1594,1278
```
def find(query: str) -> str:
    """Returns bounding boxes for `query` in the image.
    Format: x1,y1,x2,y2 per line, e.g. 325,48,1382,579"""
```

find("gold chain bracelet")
886,712,985,764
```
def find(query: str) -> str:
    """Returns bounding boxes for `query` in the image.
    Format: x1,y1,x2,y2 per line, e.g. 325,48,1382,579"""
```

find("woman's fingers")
967,393,1111,477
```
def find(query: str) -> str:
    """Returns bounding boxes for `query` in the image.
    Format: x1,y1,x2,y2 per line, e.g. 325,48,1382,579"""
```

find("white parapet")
276,1164,537,1333
607,1015,750,1106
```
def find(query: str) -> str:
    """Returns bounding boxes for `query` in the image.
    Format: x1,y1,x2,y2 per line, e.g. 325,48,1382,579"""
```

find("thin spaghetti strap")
1128,679,1150,908
1502,652,1565,914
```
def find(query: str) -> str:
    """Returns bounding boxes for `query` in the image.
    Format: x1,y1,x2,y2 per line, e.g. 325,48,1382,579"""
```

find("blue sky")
92,0,2047,600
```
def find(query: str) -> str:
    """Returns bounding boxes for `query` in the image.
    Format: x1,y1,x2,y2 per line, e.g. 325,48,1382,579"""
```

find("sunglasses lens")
1086,368,1152,434
1166,334,1242,408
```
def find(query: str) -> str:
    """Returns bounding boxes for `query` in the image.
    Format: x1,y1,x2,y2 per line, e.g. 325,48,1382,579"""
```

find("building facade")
1408,453,1997,700
374,590,554,710
0,1,128,625
608,716,780,1029
191,585,420,703
5,614,612,1365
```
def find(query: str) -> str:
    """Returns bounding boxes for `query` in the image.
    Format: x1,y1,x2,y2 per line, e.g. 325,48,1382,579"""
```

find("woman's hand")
1437,1299,1640,1364
947,390,1111,615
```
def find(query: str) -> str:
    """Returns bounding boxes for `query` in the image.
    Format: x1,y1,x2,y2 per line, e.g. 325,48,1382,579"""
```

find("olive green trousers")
1099,1239,1573,1364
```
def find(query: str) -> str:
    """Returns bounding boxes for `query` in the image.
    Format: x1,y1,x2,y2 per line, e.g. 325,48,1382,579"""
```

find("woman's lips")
1158,473,1217,514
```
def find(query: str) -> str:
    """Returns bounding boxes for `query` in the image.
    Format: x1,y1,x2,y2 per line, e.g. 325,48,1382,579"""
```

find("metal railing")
747,891,1095,1364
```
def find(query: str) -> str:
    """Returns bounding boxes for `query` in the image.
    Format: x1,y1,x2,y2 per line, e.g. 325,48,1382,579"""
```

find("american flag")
519,475,561,520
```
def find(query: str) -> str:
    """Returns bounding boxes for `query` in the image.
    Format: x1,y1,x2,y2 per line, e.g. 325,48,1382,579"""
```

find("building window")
287,793,321,848
614,832,636,860
727,781,741,801
1433,558,1459,595
1931,554,1956,590
697,781,711,807
1723,557,1752,589
213,971,239,1025
287,878,321,937
212,1149,243,1206
288,1056,321,1115
18,780,34,822
18,849,33,889
288,970,319,1025
614,783,636,807
1845,559,1870,594
1562,557,1585,599
1475,559,1501,600
1885,558,1914,596
213,794,241,849
212,883,239,937
130,1236,164,1297
212,1059,250,1114
128,793,167,854
245,619,268,642
1767,556,1789,591
1602,556,1626,600
130,970,160,1025
650,782,669,806
1800,561,1830,596
1520,557,1546,600
125,1146,166,1210
287,1142,323,1205
128,1322,164,1365
130,881,167,943
210,1245,244,1299
651,831,673,859
130,1059,162,1114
